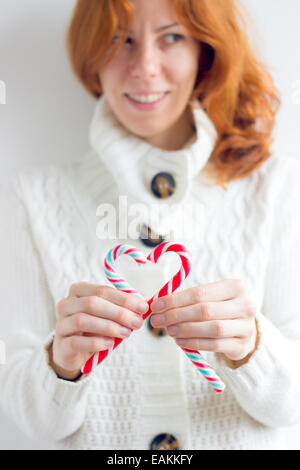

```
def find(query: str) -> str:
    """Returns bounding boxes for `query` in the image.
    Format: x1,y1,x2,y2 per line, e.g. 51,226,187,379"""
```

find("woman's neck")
142,105,196,151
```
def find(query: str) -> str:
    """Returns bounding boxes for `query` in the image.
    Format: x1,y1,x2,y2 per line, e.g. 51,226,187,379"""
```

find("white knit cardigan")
1,95,300,450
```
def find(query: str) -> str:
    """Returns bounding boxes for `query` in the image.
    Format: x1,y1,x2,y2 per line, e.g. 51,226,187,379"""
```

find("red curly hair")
66,0,281,188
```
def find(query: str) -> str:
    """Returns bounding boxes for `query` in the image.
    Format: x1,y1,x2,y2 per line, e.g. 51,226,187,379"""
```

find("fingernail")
137,302,149,314
167,326,178,336
151,300,165,312
131,316,143,328
105,338,114,347
120,327,132,337
151,314,165,326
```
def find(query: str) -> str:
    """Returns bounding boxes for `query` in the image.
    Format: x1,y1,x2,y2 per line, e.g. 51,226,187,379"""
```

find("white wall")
0,0,299,450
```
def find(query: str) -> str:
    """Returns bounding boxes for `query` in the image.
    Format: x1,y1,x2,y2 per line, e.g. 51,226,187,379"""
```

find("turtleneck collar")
89,94,218,236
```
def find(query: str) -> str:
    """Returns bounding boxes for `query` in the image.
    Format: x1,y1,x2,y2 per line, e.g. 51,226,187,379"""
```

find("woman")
1,0,300,450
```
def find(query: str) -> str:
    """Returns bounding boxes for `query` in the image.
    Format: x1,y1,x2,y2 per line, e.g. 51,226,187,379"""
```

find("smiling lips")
126,92,169,103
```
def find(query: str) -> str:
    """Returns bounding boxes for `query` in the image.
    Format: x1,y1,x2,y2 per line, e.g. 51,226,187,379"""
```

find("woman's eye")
125,37,134,45
164,33,183,44
111,36,133,46
111,33,183,47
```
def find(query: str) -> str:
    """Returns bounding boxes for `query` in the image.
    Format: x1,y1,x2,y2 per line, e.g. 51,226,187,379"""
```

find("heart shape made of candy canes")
82,241,225,393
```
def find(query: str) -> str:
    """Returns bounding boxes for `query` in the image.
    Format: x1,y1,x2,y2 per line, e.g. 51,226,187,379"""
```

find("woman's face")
98,0,201,150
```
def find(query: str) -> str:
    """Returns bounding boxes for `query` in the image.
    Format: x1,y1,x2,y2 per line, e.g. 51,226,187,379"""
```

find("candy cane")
82,242,225,393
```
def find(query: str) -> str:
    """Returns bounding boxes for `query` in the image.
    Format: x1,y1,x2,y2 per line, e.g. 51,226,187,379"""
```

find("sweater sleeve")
216,156,300,428
0,175,94,442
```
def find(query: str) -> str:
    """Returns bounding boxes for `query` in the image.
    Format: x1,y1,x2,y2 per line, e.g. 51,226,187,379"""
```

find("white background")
0,0,300,450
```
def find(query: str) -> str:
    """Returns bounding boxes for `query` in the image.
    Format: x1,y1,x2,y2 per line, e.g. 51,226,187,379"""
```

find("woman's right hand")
49,282,149,380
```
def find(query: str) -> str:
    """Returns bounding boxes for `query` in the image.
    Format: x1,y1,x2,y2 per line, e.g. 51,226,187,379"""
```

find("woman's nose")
129,42,161,79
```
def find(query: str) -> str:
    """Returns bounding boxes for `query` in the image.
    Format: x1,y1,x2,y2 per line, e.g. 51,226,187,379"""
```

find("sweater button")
151,172,176,199
147,315,167,338
149,433,180,450
139,224,165,248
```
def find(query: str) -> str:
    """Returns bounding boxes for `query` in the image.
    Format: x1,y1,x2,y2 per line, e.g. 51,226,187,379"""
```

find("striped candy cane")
82,242,225,393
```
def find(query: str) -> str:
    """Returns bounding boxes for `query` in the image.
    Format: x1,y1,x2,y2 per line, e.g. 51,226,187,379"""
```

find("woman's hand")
50,282,149,380
150,279,258,363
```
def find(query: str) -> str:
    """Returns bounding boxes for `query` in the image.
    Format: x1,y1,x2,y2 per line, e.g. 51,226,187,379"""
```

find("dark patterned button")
147,315,167,338
151,172,176,199
139,224,165,248
149,433,180,450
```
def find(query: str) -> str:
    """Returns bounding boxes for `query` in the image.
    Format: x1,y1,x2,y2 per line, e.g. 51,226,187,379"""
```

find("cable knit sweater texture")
1,95,300,450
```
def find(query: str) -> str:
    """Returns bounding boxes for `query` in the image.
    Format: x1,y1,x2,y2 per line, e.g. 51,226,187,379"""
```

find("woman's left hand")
150,279,258,362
